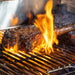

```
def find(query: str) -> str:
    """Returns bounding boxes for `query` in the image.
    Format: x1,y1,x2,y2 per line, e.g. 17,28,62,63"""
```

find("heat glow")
0,30,4,44
4,44,18,53
11,15,18,26
33,0,58,54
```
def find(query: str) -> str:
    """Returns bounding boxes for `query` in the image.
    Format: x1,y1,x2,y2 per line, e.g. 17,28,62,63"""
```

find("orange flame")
33,0,58,54
4,43,18,53
11,15,18,26
0,30,4,44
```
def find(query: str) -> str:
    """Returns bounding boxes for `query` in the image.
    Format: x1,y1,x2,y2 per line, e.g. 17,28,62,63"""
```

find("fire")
11,15,18,26
4,43,18,53
0,30,4,44
33,0,58,54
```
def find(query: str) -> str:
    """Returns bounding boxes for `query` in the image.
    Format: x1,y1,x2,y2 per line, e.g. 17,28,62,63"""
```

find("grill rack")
0,47,75,75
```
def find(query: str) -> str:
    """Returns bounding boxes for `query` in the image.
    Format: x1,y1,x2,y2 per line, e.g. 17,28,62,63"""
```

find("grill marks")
0,48,75,75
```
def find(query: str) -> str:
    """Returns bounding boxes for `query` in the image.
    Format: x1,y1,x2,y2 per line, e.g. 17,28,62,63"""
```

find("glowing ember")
4,44,18,53
33,0,58,54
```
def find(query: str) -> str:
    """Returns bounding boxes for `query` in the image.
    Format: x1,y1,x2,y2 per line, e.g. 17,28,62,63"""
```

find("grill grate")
0,47,75,75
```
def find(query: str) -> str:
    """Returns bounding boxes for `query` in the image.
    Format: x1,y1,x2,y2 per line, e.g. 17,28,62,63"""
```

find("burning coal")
32,0,58,54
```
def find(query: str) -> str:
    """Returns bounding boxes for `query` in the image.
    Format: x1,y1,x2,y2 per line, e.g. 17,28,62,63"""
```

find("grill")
0,46,75,75
0,0,75,74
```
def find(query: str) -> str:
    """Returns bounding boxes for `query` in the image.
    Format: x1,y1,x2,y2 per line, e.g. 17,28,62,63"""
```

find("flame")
0,30,4,44
11,15,18,26
33,0,58,54
4,43,18,53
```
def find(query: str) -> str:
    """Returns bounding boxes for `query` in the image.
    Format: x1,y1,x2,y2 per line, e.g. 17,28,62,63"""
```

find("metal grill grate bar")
0,69,9,75
0,47,75,75
0,59,27,74
2,52,38,75
0,63,20,75
2,51,48,75
28,52,59,68
34,52,66,67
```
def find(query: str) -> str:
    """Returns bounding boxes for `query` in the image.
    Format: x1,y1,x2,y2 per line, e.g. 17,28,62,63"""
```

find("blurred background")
0,0,75,33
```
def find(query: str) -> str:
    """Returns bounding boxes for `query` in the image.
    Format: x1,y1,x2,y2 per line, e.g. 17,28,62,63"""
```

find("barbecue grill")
0,44,75,75
0,0,75,75
0,23,75,75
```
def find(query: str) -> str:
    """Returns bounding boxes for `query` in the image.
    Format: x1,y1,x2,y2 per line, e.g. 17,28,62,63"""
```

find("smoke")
16,0,48,24
0,0,49,29
0,0,19,30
